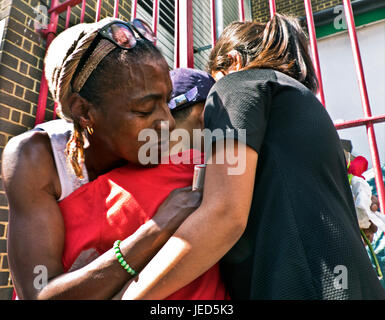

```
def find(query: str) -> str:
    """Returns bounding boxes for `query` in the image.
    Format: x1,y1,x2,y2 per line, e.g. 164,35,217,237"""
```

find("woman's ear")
191,102,205,130
227,50,243,73
212,70,226,81
68,93,95,129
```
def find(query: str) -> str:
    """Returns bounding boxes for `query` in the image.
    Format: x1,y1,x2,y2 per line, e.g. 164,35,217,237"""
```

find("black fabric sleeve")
203,71,273,154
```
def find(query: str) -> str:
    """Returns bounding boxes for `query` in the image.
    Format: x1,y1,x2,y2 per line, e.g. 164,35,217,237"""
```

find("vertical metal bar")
114,0,119,18
35,86,48,122
56,3,70,119
238,0,245,22
65,5,71,29
210,0,217,47
215,0,223,38
174,0,180,69
35,0,60,125
179,0,194,68
131,0,138,19
95,0,102,21
304,0,326,107
80,0,86,22
152,0,159,44
343,2,371,118
343,0,385,214
269,0,276,18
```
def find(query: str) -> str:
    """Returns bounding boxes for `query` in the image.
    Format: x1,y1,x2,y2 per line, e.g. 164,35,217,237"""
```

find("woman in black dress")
120,14,385,300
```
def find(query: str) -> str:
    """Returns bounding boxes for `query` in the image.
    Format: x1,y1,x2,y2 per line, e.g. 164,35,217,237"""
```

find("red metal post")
179,0,194,68
174,0,180,69
238,0,245,22
210,0,217,47
304,0,326,107
65,5,71,29
80,0,86,22
114,0,119,18
60,5,72,120
269,0,276,18
48,0,82,14
35,0,60,125
343,0,385,213
334,115,385,130
152,0,159,44
95,0,102,21
131,0,138,19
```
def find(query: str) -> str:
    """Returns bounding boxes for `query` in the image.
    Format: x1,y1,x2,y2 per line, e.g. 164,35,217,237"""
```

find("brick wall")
0,0,132,300
251,0,342,23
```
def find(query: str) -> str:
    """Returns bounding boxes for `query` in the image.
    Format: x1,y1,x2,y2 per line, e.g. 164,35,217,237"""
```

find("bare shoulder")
4,130,66,299
2,130,60,199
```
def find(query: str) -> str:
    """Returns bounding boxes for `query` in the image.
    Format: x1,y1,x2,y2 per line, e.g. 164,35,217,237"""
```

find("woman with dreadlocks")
2,17,201,299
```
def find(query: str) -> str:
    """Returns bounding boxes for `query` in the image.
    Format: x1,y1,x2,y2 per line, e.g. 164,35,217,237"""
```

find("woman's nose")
154,104,176,132
166,111,176,132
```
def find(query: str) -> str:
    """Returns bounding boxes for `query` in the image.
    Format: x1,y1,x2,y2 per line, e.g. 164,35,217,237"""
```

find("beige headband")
44,17,126,119
72,39,117,93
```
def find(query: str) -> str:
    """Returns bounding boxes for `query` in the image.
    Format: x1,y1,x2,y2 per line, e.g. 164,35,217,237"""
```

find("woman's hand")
111,187,202,300
362,222,378,245
371,195,380,212
152,187,203,236
362,196,380,245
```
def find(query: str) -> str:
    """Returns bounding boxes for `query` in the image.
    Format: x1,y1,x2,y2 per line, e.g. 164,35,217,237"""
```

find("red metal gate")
34,0,385,213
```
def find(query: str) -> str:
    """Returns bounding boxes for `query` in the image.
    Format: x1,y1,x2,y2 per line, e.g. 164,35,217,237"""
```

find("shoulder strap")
34,119,89,201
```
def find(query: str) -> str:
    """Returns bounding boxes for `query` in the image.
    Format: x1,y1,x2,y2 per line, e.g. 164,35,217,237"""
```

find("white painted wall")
317,20,385,168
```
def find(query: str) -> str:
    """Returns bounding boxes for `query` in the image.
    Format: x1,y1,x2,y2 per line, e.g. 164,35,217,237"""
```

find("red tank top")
57,149,228,300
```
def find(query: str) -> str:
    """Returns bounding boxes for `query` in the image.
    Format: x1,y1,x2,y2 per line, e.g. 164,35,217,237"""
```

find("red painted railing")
34,0,385,213
178,0,194,68
269,0,276,18
173,0,180,69
238,0,245,22
210,0,217,47
342,0,385,212
151,0,159,44
304,0,326,107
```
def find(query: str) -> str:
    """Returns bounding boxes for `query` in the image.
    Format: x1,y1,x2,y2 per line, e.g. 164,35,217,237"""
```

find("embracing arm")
118,141,258,299
2,131,200,300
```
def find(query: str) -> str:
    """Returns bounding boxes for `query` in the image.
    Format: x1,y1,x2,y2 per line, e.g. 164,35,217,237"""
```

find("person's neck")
84,143,128,181
169,123,196,155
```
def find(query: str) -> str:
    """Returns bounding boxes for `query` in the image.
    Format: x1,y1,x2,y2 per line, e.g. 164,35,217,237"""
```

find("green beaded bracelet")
113,240,137,276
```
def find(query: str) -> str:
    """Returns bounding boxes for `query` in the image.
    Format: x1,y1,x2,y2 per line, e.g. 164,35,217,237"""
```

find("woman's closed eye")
132,105,155,116
134,110,153,116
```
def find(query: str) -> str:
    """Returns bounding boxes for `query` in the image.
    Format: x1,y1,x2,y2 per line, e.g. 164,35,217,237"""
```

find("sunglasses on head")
72,18,156,89
99,18,156,49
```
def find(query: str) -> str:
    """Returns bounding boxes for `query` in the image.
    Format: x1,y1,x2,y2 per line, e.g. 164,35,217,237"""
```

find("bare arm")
118,140,258,299
2,131,200,300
